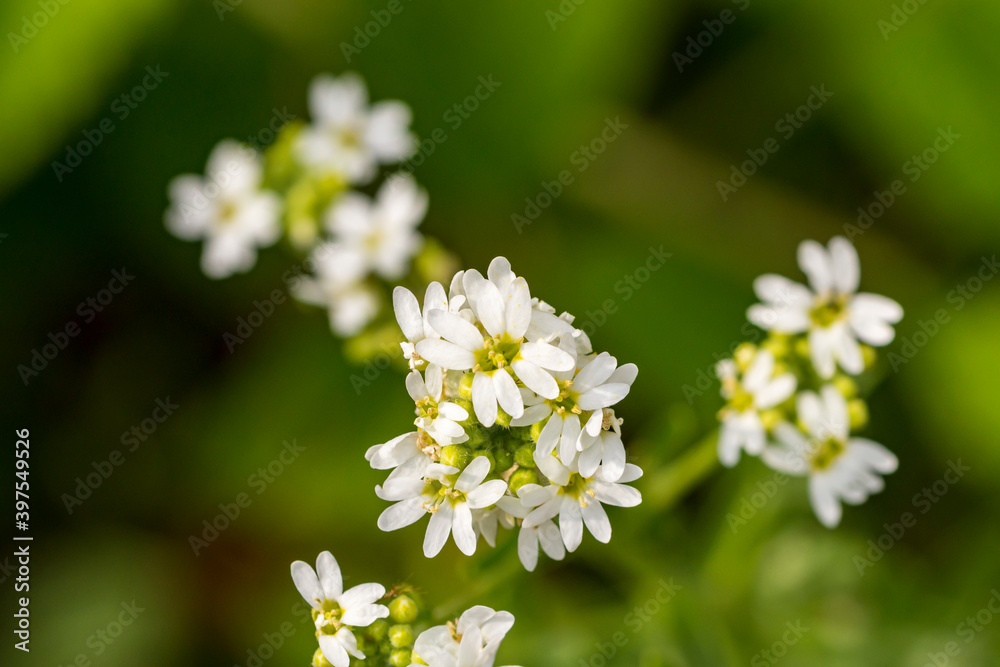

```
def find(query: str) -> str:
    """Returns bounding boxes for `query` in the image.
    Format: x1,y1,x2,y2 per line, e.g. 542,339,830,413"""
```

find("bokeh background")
3,0,1000,665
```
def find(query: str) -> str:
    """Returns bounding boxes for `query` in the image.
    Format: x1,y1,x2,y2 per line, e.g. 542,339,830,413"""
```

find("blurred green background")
2,0,999,665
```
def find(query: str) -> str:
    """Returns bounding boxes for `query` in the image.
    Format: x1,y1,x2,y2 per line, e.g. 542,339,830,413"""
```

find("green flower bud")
459,373,474,400
368,619,389,641
759,409,783,432
794,337,811,359
390,649,413,667
734,343,757,371
389,595,419,623
529,419,547,444
495,408,512,428
464,425,486,448
833,375,858,399
761,333,791,359
312,648,333,667
509,468,539,494
440,445,472,470
514,445,536,468
848,398,869,430
389,624,415,648
862,345,877,369
494,449,514,472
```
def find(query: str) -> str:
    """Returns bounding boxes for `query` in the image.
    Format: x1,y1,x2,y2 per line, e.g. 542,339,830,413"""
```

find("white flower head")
165,140,281,279
761,385,898,528
325,173,428,280
411,606,517,667
747,236,903,378
521,455,642,553
716,349,796,467
292,242,380,336
393,281,465,371
289,551,389,667
415,257,576,427
296,72,416,184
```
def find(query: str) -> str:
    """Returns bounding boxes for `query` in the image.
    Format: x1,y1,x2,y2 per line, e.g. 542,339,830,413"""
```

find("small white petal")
416,339,476,370
511,359,559,399
519,341,575,371
798,239,834,294
393,286,424,342
428,309,485,352
493,370,524,419
423,502,453,557
472,372,498,427
829,236,860,294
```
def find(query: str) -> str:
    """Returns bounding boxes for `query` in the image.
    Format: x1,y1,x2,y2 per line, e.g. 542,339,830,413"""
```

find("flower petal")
415,339,476,370
493,370,524,419
472,372,498,427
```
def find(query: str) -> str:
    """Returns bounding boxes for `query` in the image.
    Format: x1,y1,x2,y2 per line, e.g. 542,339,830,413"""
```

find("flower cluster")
165,72,443,338
291,551,520,667
717,236,903,527
368,257,642,570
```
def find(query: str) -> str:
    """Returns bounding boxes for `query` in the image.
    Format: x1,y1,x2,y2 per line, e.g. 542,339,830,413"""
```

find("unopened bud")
509,468,538,494
390,648,413,667
514,445,535,468
734,343,757,371
440,445,472,470
389,595,419,623
389,624,415,648
848,398,869,430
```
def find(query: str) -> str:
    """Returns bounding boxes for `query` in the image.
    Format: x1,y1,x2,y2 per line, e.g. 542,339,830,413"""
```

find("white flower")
296,72,416,184
326,174,427,280
393,282,465,371
165,140,281,279
411,606,517,667
406,369,469,446
415,257,575,427
292,243,379,336
498,490,565,572
715,350,796,467
521,348,637,464
761,385,898,528
423,456,508,557
289,551,389,667
747,236,904,378
521,456,642,552
376,457,507,558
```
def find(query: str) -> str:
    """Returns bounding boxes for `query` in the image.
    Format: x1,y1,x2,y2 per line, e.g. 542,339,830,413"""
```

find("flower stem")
645,429,721,511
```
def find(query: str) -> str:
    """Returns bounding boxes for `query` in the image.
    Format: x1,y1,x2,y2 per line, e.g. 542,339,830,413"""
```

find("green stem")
644,429,721,511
